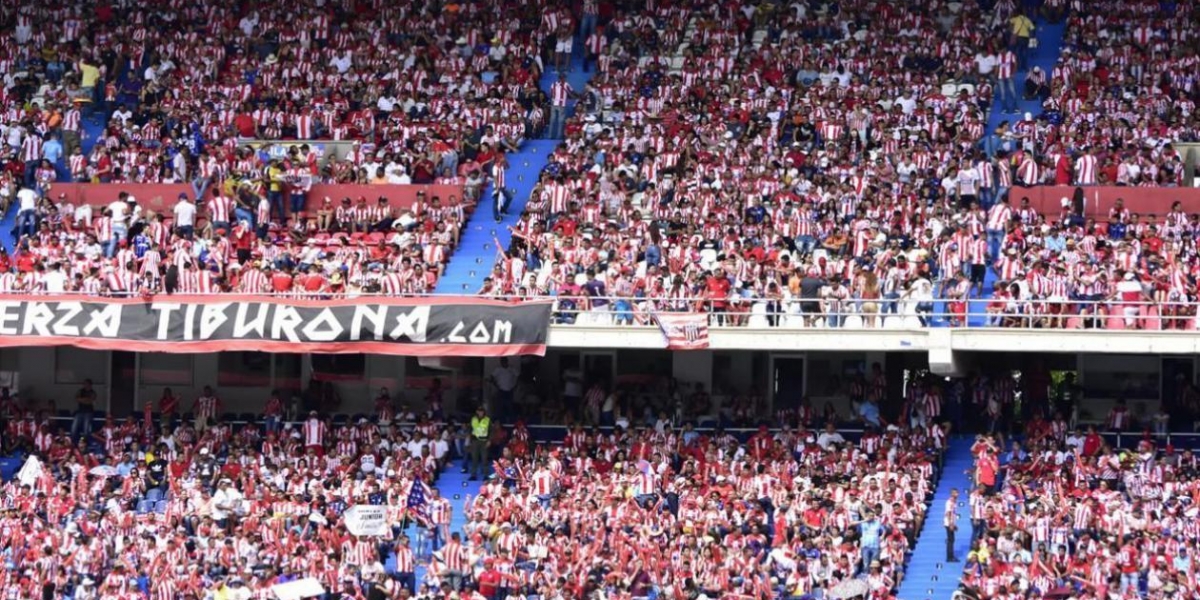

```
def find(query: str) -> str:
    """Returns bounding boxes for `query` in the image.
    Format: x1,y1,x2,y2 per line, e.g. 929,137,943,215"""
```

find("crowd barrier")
44,183,465,214
0,293,1197,332
1020,185,1200,218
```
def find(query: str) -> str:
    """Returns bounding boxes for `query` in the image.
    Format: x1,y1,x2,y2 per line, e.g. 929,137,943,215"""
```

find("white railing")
0,292,1196,331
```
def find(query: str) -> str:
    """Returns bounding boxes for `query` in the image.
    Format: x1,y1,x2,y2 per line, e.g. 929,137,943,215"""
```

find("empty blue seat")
155,500,169,513
136,499,153,513
146,488,164,502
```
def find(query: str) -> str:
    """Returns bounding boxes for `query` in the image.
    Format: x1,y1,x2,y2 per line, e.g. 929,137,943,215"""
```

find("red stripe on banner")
0,335,547,357
0,294,547,308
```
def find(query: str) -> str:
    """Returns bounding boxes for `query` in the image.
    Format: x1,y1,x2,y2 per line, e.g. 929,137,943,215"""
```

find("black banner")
0,296,552,356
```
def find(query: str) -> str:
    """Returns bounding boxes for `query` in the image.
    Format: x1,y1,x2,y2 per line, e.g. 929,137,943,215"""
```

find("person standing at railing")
821,278,849,327
1111,272,1153,329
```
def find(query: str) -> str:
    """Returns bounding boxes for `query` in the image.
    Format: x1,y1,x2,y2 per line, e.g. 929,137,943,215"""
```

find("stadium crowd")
478,0,1200,331
0,0,573,187
0,0,595,296
0,368,949,600
0,0,1196,328
0,187,469,296
0,384,461,600
958,427,1200,600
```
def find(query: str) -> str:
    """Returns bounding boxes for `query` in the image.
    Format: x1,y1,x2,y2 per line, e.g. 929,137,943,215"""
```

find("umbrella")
89,465,120,477
826,578,870,600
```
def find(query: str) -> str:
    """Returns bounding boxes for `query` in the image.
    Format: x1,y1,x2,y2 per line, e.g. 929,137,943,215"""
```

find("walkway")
984,18,1069,135
940,16,1069,324
896,437,976,600
385,457,483,584
434,51,594,294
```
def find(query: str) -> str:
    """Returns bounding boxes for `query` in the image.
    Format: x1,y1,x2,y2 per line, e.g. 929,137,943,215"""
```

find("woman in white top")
903,274,936,326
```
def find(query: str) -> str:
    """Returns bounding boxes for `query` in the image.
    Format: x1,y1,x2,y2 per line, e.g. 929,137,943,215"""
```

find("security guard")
467,406,491,481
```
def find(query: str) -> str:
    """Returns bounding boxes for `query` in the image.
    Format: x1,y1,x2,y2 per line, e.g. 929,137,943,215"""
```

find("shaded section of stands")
897,437,976,600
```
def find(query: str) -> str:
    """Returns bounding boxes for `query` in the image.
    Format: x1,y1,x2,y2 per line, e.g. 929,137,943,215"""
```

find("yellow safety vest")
471,416,491,439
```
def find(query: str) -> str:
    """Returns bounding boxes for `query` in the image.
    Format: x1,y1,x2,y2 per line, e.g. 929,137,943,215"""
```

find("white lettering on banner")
183,303,199,340
271,305,304,342
350,305,387,341
343,505,389,537
152,303,181,339
199,303,230,340
468,322,491,343
51,302,83,336
390,306,429,342
0,302,18,335
301,308,345,342
83,304,122,338
449,319,513,344
492,320,513,343
233,302,269,338
22,302,55,337
0,300,548,349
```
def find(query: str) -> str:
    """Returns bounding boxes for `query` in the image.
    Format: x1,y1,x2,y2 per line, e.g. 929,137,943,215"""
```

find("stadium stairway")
434,50,594,294
386,457,483,585
939,18,1068,325
896,437,975,600
983,18,1068,140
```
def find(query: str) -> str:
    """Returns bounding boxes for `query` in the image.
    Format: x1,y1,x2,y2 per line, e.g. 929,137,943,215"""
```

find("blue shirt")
860,520,885,549
1045,234,1066,253
43,139,63,164
859,401,881,427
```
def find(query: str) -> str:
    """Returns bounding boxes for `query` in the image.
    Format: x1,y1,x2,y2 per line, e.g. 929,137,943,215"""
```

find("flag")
653,312,710,350
405,479,431,524
16,455,42,488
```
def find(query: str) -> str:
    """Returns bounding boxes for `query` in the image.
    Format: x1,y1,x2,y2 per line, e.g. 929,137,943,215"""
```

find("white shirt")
211,486,244,520
74,203,93,226
817,431,845,450
108,201,129,226
174,200,197,227
974,53,997,75
16,188,37,211
42,269,68,293
331,53,352,74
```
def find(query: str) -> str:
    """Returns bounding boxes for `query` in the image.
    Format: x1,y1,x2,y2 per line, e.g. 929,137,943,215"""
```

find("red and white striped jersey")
22,134,43,161
303,419,326,446
550,81,571,107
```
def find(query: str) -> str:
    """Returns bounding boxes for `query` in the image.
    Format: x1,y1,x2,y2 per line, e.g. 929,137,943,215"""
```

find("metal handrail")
0,292,1194,329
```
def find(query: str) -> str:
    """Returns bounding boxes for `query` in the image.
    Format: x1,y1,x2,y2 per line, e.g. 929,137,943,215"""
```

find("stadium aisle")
0,204,15,252
386,458,483,586
433,139,561,294
984,19,1067,137
957,18,1068,326
436,51,595,294
896,437,975,600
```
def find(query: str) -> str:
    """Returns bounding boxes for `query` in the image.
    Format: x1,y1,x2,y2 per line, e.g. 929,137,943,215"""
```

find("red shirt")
234,114,256,138
270,272,293,292
233,228,253,251
302,273,326,292
477,569,501,599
